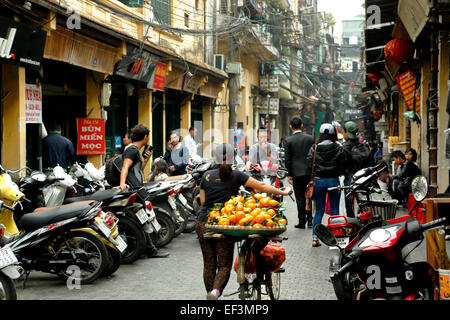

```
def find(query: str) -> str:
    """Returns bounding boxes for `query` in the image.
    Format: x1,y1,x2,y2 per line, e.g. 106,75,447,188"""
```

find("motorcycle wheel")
102,245,121,277
329,255,354,300
151,209,175,248
56,231,108,285
183,215,198,234
174,206,188,237
0,271,17,300
118,216,147,264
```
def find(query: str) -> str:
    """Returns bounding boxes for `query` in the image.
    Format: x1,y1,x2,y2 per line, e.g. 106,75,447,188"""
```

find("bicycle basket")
206,224,286,238
360,199,398,220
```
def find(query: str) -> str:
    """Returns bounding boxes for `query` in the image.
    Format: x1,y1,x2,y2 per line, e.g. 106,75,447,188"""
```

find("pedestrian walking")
42,121,74,170
307,123,347,247
163,130,190,176
284,117,315,229
196,143,292,300
118,124,168,258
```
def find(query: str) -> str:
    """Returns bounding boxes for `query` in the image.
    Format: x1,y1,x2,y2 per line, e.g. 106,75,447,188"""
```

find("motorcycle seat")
18,203,94,231
62,188,122,204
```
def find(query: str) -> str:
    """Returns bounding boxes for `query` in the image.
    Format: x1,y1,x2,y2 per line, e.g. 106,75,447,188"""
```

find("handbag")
305,144,317,199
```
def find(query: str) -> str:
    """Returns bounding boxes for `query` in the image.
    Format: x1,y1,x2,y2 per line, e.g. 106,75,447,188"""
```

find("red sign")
397,71,421,112
148,62,167,91
129,59,145,74
76,118,105,155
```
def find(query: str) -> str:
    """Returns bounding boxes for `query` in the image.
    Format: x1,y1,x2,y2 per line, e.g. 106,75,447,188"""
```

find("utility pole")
228,0,240,136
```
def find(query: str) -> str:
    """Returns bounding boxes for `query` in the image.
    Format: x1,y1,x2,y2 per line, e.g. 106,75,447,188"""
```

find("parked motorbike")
326,162,391,248
0,168,126,285
64,187,161,264
4,167,127,277
316,175,449,300
0,222,22,300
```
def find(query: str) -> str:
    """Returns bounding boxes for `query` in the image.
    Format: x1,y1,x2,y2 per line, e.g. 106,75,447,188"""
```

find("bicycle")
234,234,287,300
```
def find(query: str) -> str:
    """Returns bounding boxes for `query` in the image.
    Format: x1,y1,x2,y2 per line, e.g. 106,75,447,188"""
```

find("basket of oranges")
205,193,288,237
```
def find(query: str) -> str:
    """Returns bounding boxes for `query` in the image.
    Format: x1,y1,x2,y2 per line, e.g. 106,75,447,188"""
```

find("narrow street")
17,195,338,300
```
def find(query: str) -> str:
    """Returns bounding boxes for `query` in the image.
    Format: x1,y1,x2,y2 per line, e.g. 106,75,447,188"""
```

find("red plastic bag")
234,251,256,274
260,241,286,272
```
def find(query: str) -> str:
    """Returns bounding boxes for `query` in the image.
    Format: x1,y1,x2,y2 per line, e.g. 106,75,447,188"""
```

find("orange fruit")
264,219,275,227
235,196,244,203
238,215,253,226
243,207,252,213
269,200,280,207
221,208,226,215
253,223,263,228
253,193,263,201
218,217,230,225
277,218,287,226
235,211,246,223
259,197,271,208
227,214,237,224
266,209,276,217
246,202,257,210
244,199,256,206
254,213,267,224
235,202,244,211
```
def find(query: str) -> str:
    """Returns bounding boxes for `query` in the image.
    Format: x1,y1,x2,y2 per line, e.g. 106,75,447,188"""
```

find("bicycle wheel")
237,249,262,300
267,272,281,300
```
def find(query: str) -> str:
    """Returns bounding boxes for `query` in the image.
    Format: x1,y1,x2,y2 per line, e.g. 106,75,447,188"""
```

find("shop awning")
398,0,431,42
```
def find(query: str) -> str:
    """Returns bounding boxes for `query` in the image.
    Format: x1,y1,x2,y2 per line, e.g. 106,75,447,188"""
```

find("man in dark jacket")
285,117,315,228
342,121,373,217
42,122,74,170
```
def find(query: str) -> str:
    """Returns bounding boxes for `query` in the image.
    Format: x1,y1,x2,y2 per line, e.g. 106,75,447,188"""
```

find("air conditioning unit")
226,62,242,74
214,54,226,71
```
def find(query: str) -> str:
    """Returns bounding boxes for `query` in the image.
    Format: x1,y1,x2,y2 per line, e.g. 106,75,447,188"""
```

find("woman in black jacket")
307,123,347,247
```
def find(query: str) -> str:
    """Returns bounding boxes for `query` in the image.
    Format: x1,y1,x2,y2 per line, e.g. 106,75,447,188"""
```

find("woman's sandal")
312,239,321,247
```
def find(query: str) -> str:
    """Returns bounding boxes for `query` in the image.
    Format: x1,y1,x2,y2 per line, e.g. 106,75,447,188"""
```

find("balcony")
244,24,279,61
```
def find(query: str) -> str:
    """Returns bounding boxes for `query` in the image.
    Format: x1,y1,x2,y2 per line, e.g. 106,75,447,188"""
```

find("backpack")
350,142,373,171
105,154,123,186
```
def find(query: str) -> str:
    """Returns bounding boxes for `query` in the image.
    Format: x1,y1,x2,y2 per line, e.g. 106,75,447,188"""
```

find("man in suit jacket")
285,117,315,228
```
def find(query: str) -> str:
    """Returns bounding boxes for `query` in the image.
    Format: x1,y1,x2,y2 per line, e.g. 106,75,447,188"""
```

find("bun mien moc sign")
76,118,105,155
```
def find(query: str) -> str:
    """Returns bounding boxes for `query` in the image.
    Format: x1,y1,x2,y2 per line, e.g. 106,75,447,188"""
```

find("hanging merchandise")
397,70,421,112
384,39,412,63
373,109,383,120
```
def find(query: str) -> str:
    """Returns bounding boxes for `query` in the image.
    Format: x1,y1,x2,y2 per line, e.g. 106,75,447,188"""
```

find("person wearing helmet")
196,143,292,300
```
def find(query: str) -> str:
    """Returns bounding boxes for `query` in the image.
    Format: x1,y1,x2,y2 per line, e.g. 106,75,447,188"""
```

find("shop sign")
25,84,42,124
76,118,105,155
0,16,46,70
397,71,421,112
147,62,167,91
114,44,160,83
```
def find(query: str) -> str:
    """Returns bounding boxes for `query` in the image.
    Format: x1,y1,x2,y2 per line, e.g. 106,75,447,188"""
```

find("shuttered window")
151,0,172,26
117,0,143,7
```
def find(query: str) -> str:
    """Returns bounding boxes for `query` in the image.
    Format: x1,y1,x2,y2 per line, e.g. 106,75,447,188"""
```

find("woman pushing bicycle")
196,143,292,300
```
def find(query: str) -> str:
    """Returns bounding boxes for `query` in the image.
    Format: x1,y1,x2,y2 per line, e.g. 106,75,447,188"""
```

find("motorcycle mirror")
314,224,338,247
411,175,428,202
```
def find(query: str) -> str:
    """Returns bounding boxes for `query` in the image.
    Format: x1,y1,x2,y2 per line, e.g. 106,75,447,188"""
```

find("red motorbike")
316,175,449,300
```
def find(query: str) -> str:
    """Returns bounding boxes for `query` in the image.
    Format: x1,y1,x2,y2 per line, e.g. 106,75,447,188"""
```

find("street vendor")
196,143,292,300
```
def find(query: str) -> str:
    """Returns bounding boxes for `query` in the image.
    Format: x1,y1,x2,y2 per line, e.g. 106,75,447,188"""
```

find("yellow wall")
1,64,26,170
138,89,153,180
437,33,449,192
86,70,104,168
